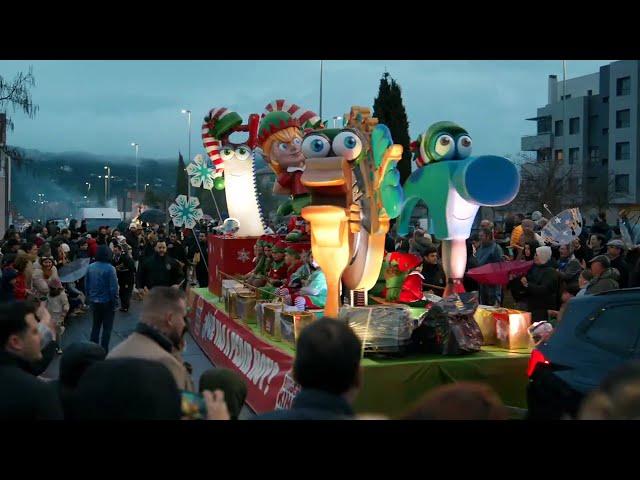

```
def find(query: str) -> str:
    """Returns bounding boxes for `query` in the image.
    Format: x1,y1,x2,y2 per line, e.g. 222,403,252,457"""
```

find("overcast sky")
1,60,613,161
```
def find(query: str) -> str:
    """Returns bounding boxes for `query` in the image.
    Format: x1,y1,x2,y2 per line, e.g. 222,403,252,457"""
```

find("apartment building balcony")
521,133,552,152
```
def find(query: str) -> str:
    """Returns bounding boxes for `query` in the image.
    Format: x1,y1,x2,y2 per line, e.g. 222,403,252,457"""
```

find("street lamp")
181,109,192,200
131,142,139,194
145,183,150,191
103,166,111,202
332,116,342,128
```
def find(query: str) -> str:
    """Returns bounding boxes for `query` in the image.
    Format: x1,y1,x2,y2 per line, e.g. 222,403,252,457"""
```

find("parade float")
186,104,533,417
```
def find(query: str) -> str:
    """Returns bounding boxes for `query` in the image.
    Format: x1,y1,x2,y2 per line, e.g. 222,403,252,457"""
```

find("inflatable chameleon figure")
397,121,520,297
201,108,266,237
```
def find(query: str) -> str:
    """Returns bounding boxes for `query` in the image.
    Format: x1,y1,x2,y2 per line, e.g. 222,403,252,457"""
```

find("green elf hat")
260,235,274,248
204,108,243,140
258,99,321,146
284,245,302,257
272,240,287,254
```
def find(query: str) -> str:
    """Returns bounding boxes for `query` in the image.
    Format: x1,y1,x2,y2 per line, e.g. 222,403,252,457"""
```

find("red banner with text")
189,292,299,414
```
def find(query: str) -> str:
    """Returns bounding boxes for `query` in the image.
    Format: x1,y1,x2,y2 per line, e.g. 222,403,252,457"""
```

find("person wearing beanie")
586,255,619,295
519,246,560,322
199,368,248,420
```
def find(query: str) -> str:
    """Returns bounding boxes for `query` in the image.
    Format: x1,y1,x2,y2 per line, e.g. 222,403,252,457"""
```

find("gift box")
221,279,244,300
236,292,259,325
473,306,500,345
293,311,316,343
279,312,296,348
262,304,284,339
494,308,532,350
225,287,251,319
208,235,259,296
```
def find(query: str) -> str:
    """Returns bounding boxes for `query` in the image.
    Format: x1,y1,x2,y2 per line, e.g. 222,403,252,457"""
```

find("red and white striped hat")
202,107,231,173
264,99,320,130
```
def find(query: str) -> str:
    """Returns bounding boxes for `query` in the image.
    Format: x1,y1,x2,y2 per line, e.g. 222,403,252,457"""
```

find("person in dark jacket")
112,243,135,312
125,224,141,263
421,245,446,294
190,232,209,288
586,255,619,294
557,243,583,296
606,239,630,289
0,302,64,420
519,246,560,322
591,212,611,240
137,240,184,291
255,318,361,420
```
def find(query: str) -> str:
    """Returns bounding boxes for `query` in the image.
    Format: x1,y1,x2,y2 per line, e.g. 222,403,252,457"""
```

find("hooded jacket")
586,268,619,295
85,245,118,304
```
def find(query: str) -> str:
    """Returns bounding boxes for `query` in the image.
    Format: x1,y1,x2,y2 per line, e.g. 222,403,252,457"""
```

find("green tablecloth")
191,288,530,417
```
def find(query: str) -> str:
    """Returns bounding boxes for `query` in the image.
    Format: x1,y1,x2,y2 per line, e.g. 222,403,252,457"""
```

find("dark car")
527,288,640,419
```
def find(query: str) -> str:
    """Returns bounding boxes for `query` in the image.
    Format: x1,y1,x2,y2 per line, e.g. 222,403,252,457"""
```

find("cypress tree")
373,72,412,186
176,152,189,197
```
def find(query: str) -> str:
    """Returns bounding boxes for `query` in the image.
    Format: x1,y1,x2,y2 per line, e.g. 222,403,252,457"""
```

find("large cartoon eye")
235,146,251,161
456,135,472,158
220,147,235,161
332,131,363,160
277,143,289,152
419,136,432,165
433,134,455,160
302,134,331,158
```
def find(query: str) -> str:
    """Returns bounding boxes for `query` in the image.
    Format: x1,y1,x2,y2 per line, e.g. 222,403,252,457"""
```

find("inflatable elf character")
258,99,322,215
381,252,426,305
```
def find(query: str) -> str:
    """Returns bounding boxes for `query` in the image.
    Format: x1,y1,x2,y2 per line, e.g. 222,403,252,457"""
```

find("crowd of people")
0,218,212,354
2,209,640,421
386,209,640,323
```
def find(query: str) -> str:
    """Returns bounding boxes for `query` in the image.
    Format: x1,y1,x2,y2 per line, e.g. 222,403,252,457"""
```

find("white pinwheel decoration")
168,195,204,229
186,154,220,191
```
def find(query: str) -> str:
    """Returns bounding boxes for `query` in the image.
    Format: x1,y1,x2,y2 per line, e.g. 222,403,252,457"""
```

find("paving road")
41,291,255,419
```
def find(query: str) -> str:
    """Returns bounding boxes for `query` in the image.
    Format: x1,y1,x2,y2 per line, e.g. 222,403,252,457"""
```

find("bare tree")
510,152,577,213
1,66,39,167
584,170,626,214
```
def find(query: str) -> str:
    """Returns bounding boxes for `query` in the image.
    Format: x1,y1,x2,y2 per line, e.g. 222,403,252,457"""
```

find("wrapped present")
473,306,500,345
236,292,259,324
340,305,415,356
293,311,315,343
225,287,251,319
494,308,532,350
278,310,315,349
279,312,296,348
262,304,284,339
221,279,244,300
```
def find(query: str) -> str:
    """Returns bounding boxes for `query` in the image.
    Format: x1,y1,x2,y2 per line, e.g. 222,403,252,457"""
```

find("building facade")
521,60,640,217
